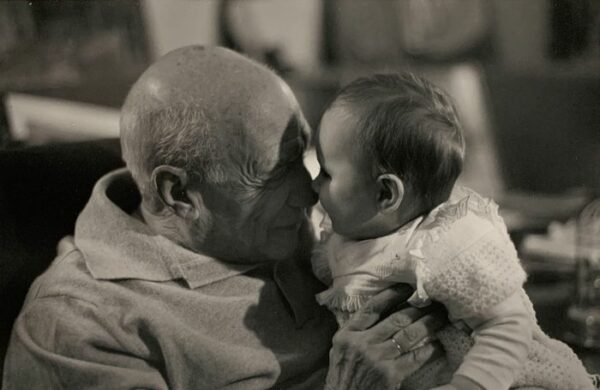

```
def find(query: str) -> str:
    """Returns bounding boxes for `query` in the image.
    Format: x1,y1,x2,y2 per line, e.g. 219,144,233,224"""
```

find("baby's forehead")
319,106,365,148
326,103,359,122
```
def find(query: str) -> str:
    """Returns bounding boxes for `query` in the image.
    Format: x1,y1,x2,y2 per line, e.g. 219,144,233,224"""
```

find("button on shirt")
3,169,337,389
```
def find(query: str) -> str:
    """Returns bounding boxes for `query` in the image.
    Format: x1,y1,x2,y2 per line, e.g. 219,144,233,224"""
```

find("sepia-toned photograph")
0,1,599,388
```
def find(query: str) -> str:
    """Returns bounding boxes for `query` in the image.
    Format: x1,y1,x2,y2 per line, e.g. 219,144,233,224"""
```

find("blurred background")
0,0,598,192
0,0,600,372
1,0,599,195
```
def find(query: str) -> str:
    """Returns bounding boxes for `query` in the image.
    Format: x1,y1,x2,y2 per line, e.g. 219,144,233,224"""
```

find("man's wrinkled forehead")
252,111,309,172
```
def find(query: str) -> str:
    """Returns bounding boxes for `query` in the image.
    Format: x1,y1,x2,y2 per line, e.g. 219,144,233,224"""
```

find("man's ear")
376,173,404,214
151,165,203,220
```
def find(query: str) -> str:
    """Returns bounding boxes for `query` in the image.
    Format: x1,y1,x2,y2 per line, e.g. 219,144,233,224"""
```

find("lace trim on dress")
315,289,372,313
424,186,506,237
406,240,431,307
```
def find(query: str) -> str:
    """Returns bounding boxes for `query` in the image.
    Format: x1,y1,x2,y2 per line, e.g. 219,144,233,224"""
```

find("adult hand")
325,285,447,390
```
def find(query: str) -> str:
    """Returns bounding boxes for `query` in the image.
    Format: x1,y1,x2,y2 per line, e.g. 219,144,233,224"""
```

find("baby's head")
312,72,465,240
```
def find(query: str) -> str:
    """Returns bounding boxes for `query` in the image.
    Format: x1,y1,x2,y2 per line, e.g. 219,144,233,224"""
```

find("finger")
391,313,446,353
326,343,362,390
325,350,344,390
393,342,444,377
346,284,414,331
369,342,445,389
377,312,442,357
330,353,365,390
366,306,426,342
380,335,436,360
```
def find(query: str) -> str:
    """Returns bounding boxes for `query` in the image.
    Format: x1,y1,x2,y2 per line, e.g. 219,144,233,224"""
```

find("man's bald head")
120,46,303,204
120,46,316,262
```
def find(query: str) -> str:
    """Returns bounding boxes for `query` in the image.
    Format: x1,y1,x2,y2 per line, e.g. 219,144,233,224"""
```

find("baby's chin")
330,224,365,241
332,222,391,242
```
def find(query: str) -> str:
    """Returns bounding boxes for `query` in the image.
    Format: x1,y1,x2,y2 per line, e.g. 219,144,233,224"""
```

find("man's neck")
138,203,254,264
139,204,196,250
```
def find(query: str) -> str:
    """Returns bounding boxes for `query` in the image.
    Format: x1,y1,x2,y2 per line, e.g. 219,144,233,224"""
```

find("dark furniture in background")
487,69,600,194
0,1,148,147
0,138,123,378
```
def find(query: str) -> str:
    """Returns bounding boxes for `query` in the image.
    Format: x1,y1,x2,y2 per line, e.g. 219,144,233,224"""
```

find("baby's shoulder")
416,188,510,261
431,186,505,232
410,188,526,318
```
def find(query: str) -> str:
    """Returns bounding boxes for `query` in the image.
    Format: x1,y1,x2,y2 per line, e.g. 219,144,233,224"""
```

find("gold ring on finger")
391,336,403,354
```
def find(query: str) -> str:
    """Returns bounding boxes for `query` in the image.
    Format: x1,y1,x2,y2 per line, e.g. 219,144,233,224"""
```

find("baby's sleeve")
452,291,533,389
421,214,531,389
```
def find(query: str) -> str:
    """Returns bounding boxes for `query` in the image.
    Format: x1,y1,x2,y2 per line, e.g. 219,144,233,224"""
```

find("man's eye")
319,168,330,178
264,164,291,188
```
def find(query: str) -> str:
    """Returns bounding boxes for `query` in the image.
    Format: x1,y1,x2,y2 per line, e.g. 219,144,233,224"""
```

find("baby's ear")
376,173,404,214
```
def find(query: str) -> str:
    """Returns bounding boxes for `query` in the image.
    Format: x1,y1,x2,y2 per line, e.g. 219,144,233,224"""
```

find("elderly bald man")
3,46,443,389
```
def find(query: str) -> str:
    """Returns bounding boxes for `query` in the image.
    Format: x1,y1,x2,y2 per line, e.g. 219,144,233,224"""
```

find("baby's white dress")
312,186,593,390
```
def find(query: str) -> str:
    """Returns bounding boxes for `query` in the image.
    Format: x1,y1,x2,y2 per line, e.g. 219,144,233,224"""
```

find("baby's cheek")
334,182,356,203
328,183,346,203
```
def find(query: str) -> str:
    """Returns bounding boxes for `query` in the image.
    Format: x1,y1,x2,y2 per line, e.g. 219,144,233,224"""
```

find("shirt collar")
74,168,258,288
75,169,325,326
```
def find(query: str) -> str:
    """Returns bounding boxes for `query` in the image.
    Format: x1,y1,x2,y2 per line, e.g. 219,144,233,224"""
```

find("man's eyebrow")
286,138,305,162
284,113,310,145
281,116,309,154
299,116,311,146
299,130,309,149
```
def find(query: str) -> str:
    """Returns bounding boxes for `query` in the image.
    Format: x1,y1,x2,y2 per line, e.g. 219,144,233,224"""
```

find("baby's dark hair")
332,72,465,211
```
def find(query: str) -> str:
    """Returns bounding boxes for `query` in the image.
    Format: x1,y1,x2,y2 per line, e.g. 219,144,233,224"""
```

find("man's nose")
311,175,321,194
289,164,318,208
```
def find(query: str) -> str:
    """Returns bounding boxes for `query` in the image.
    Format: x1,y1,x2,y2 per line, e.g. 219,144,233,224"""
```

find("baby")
310,73,593,390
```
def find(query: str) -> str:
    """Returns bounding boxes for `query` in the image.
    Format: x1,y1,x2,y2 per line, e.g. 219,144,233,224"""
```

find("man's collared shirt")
3,169,337,389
